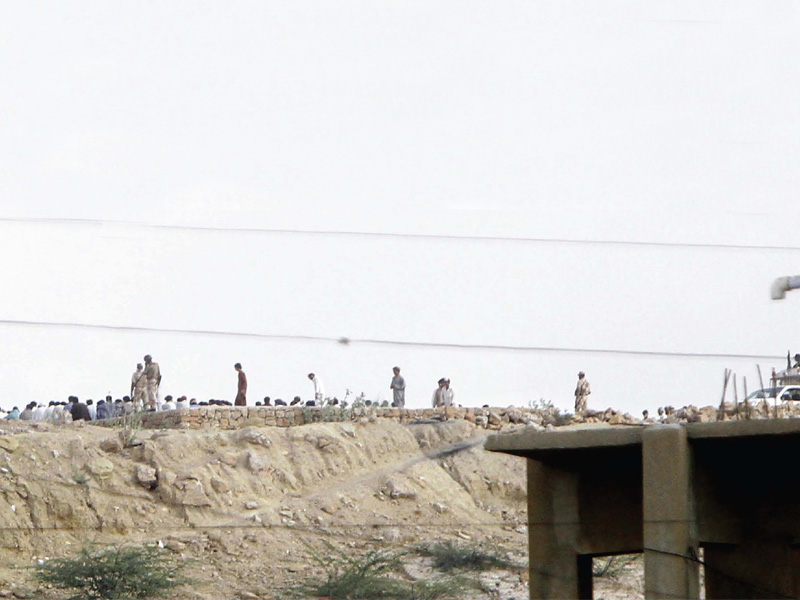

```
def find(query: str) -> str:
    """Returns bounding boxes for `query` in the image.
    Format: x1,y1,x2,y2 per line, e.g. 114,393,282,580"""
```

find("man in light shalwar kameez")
432,378,446,408
390,367,406,408
443,379,455,407
308,373,325,404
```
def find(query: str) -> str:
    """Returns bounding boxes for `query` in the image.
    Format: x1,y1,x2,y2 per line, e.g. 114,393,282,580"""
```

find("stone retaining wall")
73,399,800,431
99,405,551,431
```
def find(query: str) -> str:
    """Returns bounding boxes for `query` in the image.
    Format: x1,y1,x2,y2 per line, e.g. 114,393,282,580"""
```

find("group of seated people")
3,396,122,422
0,393,361,423
257,396,344,407
3,395,217,422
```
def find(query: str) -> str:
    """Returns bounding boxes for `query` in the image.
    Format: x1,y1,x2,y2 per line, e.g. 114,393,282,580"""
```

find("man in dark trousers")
235,363,247,406
70,398,92,422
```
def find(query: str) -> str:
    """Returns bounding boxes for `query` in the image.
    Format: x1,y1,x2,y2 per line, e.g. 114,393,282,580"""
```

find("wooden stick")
743,376,749,420
757,364,767,418
776,389,779,419
733,374,739,420
718,368,731,421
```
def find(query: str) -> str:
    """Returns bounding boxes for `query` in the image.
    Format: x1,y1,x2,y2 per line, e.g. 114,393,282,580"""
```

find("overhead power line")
0,318,783,361
1,216,798,252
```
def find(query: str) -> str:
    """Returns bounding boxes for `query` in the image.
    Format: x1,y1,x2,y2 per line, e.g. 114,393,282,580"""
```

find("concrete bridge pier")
642,425,699,600
486,419,800,599
527,461,593,599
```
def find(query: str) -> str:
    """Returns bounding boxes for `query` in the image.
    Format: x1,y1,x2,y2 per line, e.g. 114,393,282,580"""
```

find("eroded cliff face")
0,418,530,599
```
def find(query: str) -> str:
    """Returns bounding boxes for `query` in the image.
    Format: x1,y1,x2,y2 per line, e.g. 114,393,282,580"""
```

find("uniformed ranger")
143,355,162,410
574,371,591,413
131,363,147,408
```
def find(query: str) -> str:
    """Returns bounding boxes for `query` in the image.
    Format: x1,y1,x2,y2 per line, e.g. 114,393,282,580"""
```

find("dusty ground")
593,555,644,600
0,417,534,599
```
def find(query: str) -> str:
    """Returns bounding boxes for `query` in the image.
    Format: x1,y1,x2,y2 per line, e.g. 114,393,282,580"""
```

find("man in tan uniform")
131,363,147,408
143,355,162,411
574,371,590,413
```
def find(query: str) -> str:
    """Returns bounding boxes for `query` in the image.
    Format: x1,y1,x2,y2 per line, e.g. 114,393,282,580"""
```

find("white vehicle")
745,385,800,403
745,361,800,402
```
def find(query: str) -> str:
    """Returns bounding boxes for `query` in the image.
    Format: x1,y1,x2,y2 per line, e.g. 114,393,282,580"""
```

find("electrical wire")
2,215,799,252
642,546,796,599
6,516,788,598
0,318,784,361
0,446,793,596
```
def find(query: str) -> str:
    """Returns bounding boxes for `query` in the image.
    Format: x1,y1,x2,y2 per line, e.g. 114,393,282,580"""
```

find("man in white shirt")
161,395,176,411
33,404,46,421
176,396,189,410
308,373,325,404
86,400,97,421
443,379,454,407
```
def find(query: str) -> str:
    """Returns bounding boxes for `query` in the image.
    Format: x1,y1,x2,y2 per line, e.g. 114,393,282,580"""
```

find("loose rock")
88,457,114,479
135,465,158,489
245,451,267,473
0,437,19,453
100,437,123,454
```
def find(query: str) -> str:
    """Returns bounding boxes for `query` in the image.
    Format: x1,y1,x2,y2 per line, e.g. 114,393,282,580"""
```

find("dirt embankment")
0,418,530,599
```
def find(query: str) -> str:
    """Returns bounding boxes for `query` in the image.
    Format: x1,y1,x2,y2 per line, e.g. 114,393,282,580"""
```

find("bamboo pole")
743,376,749,420
733,374,739,420
718,368,731,421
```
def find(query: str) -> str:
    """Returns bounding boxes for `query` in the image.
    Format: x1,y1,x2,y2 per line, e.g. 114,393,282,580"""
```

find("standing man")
131,363,147,408
308,373,325,404
574,371,591,413
390,366,405,408
143,355,162,411
235,363,247,406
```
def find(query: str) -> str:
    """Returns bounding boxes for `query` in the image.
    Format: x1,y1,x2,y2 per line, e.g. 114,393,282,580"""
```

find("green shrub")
297,543,404,599
420,542,517,572
527,398,572,426
408,579,469,600
33,544,186,599
296,542,471,600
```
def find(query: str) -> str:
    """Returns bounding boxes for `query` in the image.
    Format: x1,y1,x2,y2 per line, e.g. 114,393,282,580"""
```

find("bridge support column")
642,425,699,599
527,460,592,599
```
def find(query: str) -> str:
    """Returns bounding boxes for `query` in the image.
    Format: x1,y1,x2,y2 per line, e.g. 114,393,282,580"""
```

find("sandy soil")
0,417,532,599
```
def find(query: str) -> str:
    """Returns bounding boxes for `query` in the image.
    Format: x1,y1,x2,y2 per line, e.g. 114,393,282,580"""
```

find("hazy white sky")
2,1,800,413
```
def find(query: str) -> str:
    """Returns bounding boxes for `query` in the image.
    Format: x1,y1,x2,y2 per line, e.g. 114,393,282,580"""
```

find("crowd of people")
2,354,593,421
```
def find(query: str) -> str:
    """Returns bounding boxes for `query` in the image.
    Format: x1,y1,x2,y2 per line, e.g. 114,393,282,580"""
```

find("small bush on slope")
296,541,471,599
34,544,186,600
419,542,518,572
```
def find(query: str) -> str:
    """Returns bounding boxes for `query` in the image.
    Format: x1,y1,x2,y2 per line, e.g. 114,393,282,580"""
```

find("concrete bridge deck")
486,420,800,599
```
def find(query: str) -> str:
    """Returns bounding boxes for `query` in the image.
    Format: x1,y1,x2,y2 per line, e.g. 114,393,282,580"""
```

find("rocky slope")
0,417,532,599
